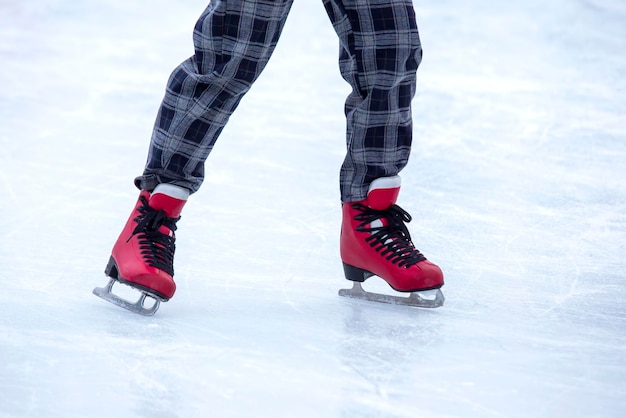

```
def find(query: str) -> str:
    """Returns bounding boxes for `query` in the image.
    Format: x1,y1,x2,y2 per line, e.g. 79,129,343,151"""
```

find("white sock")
152,184,190,201
368,175,401,193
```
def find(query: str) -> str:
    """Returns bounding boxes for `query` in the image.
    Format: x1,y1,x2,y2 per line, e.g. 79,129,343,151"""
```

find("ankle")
152,183,190,200
149,184,189,218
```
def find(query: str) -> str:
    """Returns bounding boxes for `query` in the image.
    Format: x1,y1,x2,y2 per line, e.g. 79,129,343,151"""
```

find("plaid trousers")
136,0,422,202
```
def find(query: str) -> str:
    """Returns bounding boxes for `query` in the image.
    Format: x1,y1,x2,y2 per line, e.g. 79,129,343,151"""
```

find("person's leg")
323,0,421,202
95,1,295,314
136,0,295,194
323,0,444,305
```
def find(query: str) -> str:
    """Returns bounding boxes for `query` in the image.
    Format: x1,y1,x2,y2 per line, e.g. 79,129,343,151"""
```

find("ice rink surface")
1,0,625,417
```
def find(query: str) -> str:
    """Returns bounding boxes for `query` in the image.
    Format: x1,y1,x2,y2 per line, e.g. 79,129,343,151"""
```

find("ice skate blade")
338,282,445,309
93,278,161,316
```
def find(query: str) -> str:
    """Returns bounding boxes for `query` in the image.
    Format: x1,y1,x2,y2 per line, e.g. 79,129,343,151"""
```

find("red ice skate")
339,176,445,308
93,184,187,315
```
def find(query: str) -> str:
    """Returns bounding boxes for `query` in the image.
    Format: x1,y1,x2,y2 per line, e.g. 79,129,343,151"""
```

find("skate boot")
339,176,445,308
93,184,188,315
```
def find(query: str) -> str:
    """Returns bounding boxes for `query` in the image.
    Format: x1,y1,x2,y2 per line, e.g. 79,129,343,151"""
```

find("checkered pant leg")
136,0,421,202
324,0,422,202
136,0,294,193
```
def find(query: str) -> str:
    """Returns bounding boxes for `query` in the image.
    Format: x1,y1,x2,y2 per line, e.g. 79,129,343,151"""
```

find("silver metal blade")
338,281,445,308
93,278,161,316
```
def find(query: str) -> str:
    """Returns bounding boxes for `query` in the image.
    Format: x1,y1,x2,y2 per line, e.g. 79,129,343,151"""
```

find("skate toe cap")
417,260,444,287
394,260,444,292
118,268,176,301
135,272,176,300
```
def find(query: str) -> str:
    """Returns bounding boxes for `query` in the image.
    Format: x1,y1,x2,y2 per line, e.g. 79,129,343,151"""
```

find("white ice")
1,0,625,417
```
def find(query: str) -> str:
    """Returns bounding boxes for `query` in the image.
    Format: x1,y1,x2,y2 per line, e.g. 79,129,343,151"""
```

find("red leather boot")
339,176,444,307
94,184,187,315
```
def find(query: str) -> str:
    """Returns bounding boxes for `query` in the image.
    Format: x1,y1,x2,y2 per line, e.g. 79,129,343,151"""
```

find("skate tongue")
150,184,188,218
366,176,401,210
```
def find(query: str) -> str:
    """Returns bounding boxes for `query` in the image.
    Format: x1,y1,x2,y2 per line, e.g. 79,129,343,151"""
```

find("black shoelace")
127,195,179,276
352,203,427,268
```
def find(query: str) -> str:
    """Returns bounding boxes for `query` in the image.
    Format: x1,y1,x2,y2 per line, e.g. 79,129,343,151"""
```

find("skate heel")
95,256,162,316
342,263,374,282
104,256,119,279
